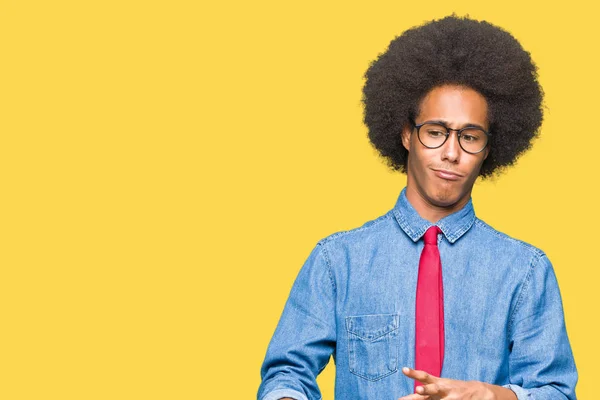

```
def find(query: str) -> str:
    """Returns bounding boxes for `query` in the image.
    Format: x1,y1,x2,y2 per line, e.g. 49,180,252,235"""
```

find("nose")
441,131,461,163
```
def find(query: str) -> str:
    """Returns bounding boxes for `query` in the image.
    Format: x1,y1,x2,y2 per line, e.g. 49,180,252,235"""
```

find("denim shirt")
257,187,578,400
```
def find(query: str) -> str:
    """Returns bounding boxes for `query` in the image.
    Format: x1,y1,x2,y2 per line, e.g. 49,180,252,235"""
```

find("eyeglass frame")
411,119,492,155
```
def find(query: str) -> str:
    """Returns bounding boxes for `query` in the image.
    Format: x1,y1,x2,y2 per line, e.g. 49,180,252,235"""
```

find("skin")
398,85,516,400
399,367,517,400
401,84,490,223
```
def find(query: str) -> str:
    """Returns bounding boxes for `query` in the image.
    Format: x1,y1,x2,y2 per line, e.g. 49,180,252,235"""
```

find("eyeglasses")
412,120,491,154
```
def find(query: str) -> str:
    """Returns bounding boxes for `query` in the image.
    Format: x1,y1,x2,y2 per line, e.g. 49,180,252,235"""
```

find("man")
257,15,578,400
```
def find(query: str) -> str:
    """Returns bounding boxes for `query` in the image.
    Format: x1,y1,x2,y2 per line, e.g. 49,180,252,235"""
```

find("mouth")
431,168,463,181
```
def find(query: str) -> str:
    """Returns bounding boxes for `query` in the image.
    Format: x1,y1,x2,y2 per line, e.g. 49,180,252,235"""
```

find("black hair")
362,14,544,178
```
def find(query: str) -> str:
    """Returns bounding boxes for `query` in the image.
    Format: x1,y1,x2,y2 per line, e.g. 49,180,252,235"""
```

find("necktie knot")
424,226,442,245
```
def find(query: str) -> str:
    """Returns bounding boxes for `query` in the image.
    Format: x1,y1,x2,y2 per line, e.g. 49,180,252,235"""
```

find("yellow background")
1,0,597,398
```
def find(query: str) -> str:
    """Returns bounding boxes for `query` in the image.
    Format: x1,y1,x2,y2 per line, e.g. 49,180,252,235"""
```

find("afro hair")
362,14,544,178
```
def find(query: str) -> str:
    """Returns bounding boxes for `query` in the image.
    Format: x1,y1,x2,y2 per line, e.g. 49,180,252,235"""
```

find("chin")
429,186,462,207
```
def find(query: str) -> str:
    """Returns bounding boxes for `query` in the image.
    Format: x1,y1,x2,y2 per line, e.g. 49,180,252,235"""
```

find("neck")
404,183,471,224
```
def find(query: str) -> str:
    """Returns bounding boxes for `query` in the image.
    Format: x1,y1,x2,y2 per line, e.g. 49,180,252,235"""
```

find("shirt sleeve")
502,253,578,399
257,242,337,400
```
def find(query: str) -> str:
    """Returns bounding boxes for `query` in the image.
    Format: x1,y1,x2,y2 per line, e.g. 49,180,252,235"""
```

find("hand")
398,367,493,400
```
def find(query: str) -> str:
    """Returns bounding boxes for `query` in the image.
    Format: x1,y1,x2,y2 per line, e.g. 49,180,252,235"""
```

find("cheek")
413,149,435,172
466,157,485,178
409,150,426,174
408,139,424,162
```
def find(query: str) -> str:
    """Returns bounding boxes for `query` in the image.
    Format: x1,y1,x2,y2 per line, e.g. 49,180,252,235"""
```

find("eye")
426,129,445,137
460,128,484,142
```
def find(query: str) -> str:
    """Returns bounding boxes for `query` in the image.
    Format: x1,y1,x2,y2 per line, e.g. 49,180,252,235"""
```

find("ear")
482,146,490,161
401,124,412,151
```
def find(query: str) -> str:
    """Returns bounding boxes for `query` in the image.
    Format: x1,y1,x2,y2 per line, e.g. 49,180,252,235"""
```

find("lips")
432,168,463,181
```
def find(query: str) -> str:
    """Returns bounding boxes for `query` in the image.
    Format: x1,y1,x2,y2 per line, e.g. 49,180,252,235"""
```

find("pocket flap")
345,313,399,340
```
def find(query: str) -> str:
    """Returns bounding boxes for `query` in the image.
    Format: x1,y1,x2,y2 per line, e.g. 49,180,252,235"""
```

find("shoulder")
472,217,548,265
316,210,396,248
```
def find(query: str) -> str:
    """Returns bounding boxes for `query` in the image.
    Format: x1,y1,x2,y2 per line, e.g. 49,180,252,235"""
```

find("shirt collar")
392,186,476,244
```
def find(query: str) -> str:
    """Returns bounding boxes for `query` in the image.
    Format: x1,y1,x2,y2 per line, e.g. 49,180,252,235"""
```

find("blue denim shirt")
258,187,578,400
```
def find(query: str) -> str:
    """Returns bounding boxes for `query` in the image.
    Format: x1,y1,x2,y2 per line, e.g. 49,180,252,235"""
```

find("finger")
397,394,430,400
402,367,438,384
415,383,442,396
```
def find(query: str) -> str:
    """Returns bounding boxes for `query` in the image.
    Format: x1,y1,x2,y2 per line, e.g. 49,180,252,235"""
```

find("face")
401,84,490,209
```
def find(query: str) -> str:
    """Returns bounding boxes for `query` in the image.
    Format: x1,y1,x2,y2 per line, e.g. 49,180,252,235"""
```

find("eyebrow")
424,119,488,131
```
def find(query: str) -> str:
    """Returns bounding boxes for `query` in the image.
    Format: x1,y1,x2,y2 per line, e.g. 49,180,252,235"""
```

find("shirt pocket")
345,313,400,381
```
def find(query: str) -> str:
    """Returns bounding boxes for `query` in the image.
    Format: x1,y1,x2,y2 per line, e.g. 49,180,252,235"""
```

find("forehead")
417,85,489,129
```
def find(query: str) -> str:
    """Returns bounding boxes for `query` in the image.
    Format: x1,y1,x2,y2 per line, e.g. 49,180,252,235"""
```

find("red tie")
414,225,444,390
